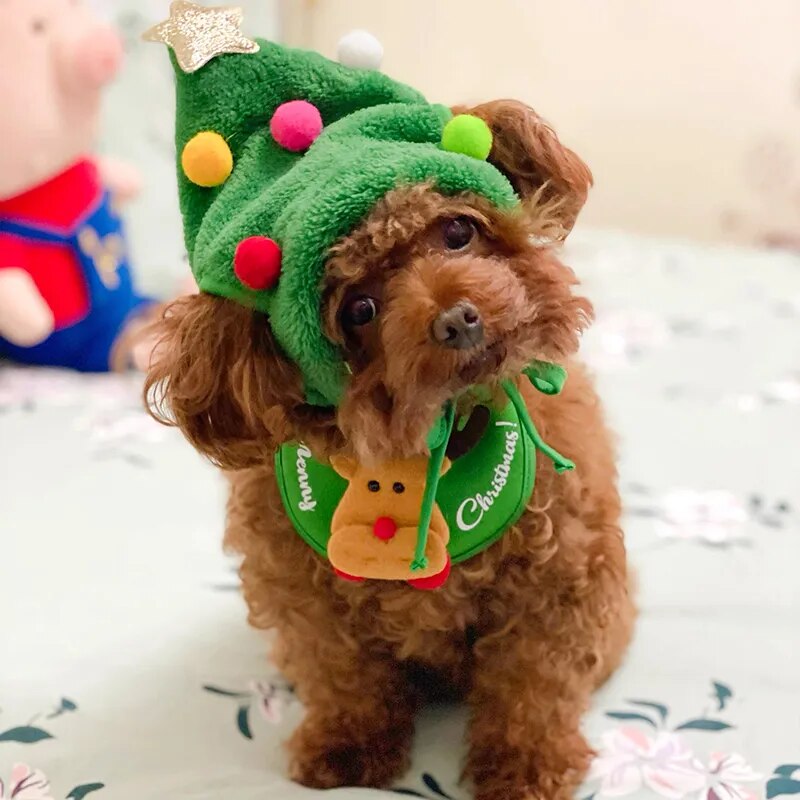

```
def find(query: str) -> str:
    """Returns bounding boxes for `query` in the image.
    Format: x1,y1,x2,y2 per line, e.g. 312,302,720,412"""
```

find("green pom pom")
441,114,493,160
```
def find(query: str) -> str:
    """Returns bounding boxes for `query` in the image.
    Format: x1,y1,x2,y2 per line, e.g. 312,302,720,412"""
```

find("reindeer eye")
367,480,380,492
442,217,476,250
342,296,379,327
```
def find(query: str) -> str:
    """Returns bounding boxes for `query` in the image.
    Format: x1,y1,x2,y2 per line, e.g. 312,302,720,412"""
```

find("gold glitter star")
142,0,259,74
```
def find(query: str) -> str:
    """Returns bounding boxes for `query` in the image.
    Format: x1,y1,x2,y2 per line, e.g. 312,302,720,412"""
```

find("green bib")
276,399,541,565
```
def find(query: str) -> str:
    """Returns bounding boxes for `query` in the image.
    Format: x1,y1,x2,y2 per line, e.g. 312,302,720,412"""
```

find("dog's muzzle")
431,301,484,350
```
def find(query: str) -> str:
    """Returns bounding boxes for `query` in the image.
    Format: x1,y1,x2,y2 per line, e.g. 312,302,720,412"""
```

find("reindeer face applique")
328,454,451,586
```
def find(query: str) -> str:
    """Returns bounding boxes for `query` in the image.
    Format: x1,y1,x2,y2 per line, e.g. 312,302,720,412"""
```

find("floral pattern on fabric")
0,702,104,799
202,681,295,739
2,228,798,798
0,765,53,800
0,366,168,464
626,485,794,547
582,682,797,800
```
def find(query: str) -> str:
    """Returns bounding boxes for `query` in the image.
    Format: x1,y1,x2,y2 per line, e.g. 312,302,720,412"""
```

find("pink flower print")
655,489,748,545
249,680,284,724
0,765,53,800
589,726,649,796
583,309,670,371
589,727,706,798
698,753,762,800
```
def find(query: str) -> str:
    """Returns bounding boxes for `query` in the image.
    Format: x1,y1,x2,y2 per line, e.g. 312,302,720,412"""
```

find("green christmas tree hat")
146,1,520,407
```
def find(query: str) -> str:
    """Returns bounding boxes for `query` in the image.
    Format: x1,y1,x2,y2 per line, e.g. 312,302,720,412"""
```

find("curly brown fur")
454,99,593,237
146,294,342,467
326,185,592,463
146,99,634,799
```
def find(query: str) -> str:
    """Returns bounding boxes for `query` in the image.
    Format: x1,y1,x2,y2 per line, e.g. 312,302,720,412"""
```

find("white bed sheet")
2,230,798,800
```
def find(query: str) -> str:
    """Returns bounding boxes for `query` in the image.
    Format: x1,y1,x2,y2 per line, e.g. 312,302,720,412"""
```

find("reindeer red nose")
373,516,397,541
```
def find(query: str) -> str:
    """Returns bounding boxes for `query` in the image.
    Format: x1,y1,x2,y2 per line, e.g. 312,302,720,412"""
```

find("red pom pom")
270,100,323,152
408,555,451,591
372,516,397,541
233,236,282,290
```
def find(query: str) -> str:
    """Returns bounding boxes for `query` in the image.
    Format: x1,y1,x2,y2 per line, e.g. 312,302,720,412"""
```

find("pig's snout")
69,26,123,88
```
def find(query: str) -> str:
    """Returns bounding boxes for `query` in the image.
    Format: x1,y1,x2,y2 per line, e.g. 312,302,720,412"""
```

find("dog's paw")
468,737,592,800
288,718,412,789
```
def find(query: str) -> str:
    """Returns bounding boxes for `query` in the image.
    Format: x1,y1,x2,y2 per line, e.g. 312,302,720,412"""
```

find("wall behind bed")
282,0,800,249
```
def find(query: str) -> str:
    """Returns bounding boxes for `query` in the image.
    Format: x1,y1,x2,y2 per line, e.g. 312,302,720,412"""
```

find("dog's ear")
144,293,336,470
455,99,592,236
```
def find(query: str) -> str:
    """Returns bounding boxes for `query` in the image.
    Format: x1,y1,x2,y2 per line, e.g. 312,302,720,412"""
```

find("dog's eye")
392,482,405,494
342,296,379,327
442,217,476,251
368,480,380,492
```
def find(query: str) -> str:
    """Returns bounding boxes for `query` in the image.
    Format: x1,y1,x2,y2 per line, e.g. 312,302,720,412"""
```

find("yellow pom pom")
181,131,233,187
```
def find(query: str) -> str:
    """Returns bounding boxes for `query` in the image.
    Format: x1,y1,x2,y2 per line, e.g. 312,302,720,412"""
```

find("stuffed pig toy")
0,0,154,371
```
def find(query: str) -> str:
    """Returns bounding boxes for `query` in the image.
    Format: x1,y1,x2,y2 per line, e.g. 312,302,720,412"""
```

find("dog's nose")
431,302,484,350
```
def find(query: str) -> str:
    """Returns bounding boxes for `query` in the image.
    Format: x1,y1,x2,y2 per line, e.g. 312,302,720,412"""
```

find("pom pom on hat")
181,131,233,187
337,29,383,70
164,28,520,408
270,100,324,152
234,236,282,290
441,114,493,161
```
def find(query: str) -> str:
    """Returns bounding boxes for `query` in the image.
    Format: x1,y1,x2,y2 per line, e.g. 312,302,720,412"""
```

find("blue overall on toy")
0,191,153,371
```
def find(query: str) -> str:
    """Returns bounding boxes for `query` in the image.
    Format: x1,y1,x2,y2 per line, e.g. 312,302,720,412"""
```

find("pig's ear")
330,455,357,480
454,99,592,237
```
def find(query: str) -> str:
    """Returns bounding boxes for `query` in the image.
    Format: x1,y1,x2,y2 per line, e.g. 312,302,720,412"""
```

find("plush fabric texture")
171,39,519,406
0,159,153,370
336,29,384,70
233,235,282,290
269,100,324,152
441,114,494,160
181,131,233,187
273,369,572,582
327,454,451,581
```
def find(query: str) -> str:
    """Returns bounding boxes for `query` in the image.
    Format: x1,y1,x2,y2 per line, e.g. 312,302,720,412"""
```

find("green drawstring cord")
501,379,575,473
411,402,455,572
522,362,567,396
410,369,573,571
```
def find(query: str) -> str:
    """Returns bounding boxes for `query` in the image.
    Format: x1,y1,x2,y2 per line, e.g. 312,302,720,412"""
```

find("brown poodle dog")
146,99,635,800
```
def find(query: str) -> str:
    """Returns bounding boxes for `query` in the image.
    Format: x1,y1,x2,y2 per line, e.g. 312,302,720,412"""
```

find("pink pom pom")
270,100,323,152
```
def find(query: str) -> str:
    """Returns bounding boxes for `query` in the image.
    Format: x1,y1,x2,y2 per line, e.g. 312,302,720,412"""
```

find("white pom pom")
337,29,383,70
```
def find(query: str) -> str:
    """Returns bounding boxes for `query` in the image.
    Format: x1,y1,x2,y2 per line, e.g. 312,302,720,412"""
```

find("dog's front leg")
465,528,632,800
279,625,416,790
466,629,595,800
